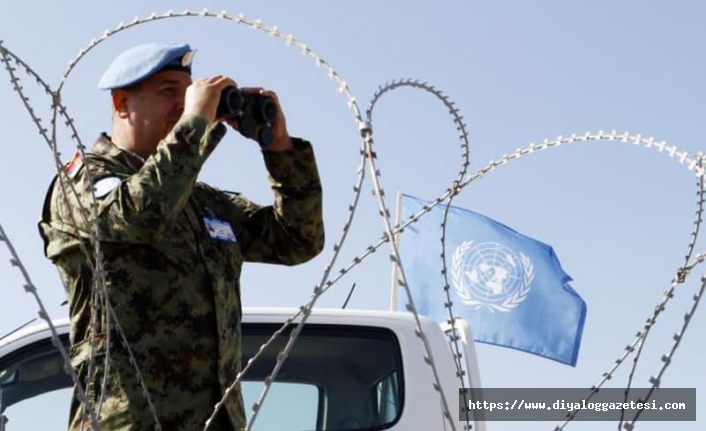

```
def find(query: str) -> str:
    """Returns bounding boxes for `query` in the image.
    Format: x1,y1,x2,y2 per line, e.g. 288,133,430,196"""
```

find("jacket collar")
93,133,146,172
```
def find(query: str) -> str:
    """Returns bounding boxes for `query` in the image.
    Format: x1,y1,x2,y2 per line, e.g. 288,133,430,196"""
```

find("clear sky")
0,1,704,430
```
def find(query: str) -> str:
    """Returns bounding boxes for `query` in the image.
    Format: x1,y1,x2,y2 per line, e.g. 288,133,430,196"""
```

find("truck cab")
0,308,484,430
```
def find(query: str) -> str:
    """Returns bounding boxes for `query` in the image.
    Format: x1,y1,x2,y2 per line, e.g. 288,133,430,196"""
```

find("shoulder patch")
65,151,84,179
92,177,122,198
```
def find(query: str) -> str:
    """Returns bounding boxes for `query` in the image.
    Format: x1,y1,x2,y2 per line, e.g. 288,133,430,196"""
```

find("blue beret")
98,43,195,90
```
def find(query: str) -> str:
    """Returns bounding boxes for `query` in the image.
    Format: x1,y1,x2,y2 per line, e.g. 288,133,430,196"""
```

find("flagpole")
389,191,403,311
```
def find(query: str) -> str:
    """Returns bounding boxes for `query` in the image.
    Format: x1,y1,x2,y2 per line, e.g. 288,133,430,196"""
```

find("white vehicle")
0,308,485,431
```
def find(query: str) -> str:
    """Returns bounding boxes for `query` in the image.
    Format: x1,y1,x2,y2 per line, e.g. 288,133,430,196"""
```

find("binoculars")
216,86,278,148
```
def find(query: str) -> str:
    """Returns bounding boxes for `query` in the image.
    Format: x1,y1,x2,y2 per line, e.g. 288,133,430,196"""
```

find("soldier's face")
121,71,192,152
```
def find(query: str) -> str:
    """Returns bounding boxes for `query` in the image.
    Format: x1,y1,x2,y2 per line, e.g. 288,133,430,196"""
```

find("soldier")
38,42,325,431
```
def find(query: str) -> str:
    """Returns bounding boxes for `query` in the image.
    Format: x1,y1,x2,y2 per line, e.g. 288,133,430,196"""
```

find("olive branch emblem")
451,240,534,313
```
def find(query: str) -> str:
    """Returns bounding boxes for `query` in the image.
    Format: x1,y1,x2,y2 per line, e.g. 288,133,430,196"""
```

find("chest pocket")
151,194,244,281
149,203,201,269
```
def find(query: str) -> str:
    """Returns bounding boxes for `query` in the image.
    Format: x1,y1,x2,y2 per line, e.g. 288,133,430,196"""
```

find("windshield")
0,322,404,431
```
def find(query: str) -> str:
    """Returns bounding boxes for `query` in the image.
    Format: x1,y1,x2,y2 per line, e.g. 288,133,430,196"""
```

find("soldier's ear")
111,89,130,119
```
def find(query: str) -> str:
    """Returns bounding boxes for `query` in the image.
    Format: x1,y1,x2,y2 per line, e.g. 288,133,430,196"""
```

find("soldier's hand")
183,76,236,123
225,87,293,152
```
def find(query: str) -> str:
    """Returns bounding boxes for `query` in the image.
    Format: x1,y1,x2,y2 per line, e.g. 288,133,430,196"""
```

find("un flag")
397,194,586,366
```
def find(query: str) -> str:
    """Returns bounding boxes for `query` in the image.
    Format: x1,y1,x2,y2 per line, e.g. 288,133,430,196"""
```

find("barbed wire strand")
617,153,705,430
99,12,366,431
445,130,705,431
5,9,372,429
360,128,460,430
332,128,704,430
623,274,706,430
2,9,705,431
367,79,471,379
0,223,102,431
366,79,474,428
214,128,706,431
4,11,368,431
620,158,706,430
549,167,704,430
0,42,110,431
50,75,113,431
1,39,164,431
0,38,115,428
680,153,706,272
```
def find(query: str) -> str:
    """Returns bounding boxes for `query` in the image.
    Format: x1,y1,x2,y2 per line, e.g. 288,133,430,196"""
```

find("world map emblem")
451,241,534,312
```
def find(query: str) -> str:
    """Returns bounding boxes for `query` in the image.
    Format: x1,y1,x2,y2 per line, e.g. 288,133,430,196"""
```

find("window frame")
0,321,406,431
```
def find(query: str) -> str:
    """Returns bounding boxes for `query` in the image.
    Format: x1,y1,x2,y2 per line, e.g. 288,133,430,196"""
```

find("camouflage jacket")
38,115,324,431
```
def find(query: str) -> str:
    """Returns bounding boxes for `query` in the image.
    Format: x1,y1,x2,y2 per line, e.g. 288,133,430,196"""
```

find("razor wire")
0,41,164,431
366,79,471,382
276,127,704,429
0,223,102,431
0,8,703,431
54,12,463,430
0,43,115,430
626,276,705,430
246,128,706,430
366,79,473,428
616,155,706,430
0,42,115,431
57,9,361,110
359,120,459,430
0,10,371,431
235,78,476,431
422,131,706,431
552,158,706,431
1,10,421,431
300,127,706,430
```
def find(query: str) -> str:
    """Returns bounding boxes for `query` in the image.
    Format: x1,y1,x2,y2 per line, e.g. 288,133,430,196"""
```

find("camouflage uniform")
38,115,324,431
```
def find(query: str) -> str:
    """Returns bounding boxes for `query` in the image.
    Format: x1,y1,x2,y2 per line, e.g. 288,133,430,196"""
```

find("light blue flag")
397,194,586,366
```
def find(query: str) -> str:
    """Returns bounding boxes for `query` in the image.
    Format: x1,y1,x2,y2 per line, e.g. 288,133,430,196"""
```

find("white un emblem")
451,241,534,312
